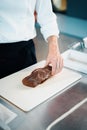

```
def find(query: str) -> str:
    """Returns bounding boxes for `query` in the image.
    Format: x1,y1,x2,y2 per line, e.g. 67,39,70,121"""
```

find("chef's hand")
46,36,63,75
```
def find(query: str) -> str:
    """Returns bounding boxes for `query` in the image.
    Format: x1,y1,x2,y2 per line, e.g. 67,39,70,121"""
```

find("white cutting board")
0,60,81,112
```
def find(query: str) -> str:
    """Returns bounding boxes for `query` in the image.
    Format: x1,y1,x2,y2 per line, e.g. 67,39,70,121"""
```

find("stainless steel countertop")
0,33,87,130
0,73,87,130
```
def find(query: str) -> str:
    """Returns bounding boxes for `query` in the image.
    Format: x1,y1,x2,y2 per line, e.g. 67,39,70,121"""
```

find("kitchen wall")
52,0,87,20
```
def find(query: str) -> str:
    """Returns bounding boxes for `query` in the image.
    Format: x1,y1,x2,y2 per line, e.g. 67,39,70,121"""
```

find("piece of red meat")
22,65,52,87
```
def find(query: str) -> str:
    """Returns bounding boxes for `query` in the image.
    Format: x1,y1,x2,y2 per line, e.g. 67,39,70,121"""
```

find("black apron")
0,40,37,79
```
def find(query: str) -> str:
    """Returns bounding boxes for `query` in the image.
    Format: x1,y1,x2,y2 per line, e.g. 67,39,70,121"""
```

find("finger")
51,60,57,75
56,57,64,74
45,58,51,66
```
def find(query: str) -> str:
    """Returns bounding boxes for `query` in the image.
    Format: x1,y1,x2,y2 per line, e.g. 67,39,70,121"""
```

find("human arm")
46,35,63,75
35,0,63,75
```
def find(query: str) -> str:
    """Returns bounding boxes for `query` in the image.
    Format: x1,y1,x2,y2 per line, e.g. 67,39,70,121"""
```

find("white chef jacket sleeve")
35,0,59,41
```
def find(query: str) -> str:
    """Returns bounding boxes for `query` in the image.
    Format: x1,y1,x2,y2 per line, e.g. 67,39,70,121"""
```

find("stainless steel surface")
47,99,87,130
0,75,87,130
0,120,11,130
68,41,87,53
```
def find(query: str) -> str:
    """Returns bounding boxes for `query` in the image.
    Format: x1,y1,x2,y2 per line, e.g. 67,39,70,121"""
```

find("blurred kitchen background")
34,0,87,62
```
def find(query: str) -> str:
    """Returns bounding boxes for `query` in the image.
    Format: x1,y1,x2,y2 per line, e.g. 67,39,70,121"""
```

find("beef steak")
22,65,52,87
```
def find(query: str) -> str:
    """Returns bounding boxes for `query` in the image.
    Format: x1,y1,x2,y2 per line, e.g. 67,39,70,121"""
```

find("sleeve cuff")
40,20,60,42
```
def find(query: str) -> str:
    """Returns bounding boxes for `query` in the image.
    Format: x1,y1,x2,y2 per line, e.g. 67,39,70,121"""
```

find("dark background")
52,0,87,20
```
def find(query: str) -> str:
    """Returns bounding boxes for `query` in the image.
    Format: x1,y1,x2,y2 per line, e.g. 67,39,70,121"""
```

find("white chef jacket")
0,0,59,43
